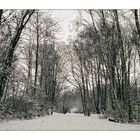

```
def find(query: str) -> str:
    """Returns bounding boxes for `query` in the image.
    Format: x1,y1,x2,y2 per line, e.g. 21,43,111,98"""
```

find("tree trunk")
33,12,39,95
0,9,3,26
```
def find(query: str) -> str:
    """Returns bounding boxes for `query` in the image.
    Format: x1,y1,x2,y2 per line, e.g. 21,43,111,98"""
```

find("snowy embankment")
0,113,140,131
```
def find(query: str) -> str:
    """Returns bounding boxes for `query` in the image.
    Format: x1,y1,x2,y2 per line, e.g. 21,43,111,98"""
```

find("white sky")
51,10,78,43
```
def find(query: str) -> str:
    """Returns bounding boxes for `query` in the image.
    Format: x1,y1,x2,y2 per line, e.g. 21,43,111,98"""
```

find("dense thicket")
68,10,140,122
0,10,66,121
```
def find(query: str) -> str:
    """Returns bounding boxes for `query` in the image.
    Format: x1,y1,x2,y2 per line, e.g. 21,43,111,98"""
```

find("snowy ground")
0,113,140,131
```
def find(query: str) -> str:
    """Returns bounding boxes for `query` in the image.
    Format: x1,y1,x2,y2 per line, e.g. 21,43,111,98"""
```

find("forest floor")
0,113,140,131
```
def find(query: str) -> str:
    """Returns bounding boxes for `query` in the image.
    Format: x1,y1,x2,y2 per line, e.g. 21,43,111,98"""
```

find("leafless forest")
0,10,140,123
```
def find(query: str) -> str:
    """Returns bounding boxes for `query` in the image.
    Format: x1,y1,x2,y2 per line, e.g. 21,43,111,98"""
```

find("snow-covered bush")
0,94,48,121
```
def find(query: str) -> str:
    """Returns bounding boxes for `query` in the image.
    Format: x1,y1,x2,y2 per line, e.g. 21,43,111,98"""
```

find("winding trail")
0,113,140,131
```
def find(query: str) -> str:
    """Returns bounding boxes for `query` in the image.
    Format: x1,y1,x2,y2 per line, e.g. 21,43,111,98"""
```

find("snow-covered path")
0,113,140,131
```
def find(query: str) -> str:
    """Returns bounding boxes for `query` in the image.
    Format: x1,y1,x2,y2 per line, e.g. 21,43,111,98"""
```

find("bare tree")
0,10,34,100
